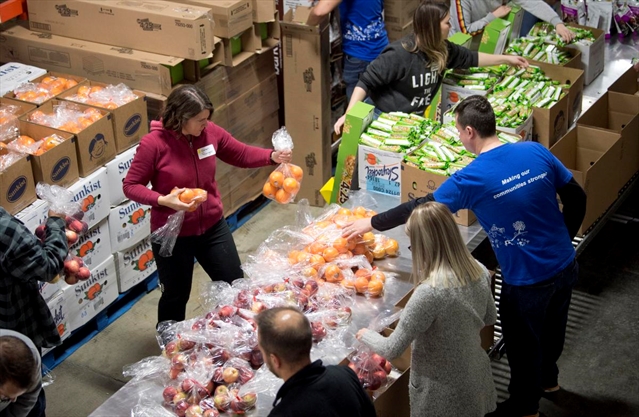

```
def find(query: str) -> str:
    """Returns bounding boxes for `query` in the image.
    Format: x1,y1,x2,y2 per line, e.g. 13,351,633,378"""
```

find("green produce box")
448,32,472,49
505,4,524,41
478,18,511,55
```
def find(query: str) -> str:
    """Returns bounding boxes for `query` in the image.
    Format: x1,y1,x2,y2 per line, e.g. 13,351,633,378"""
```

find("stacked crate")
384,0,419,42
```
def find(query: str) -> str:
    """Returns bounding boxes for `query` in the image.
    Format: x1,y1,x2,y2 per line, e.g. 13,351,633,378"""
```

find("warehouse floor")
43,185,639,417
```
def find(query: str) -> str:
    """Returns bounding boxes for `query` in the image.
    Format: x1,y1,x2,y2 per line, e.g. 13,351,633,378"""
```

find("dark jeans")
520,11,541,37
152,218,242,324
343,54,371,102
500,259,579,414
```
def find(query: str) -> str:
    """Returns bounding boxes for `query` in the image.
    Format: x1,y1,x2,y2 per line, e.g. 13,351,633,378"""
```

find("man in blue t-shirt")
343,95,586,417
307,0,388,101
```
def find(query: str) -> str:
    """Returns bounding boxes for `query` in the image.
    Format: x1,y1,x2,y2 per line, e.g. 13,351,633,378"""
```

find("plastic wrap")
65,83,138,109
13,76,78,103
262,127,303,205
27,102,103,133
35,182,82,216
0,104,20,141
0,149,25,171
347,346,394,391
151,211,185,257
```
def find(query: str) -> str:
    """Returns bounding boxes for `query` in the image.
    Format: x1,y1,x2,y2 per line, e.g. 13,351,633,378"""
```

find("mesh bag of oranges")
65,83,138,110
13,76,79,104
0,104,21,142
27,102,104,134
262,127,303,204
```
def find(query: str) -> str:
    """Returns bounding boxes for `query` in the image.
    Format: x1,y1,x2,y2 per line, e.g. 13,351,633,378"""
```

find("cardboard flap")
280,7,329,33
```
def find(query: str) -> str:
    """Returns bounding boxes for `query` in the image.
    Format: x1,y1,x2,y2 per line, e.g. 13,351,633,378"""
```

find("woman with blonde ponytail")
356,202,497,417
334,0,528,134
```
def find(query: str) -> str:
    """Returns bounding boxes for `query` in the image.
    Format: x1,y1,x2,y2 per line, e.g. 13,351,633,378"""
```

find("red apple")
205,380,214,395
212,367,224,383
164,341,179,358
177,339,196,351
173,392,187,404
214,385,229,397
172,353,188,370
64,275,79,285
304,279,319,296
64,259,80,275
222,367,239,384
212,395,230,412
35,224,46,240
370,353,386,369
185,405,203,417
262,284,275,293
76,267,91,281
199,397,216,411
72,256,84,267
238,367,254,385
65,229,78,245
218,305,236,318
68,219,85,234
229,397,244,413
202,409,219,417
241,392,257,408
291,278,305,288
169,366,182,380
72,210,84,220
383,361,392,374
310,321,327,343
249,349,263,369
162,386,178,404
175,400,190,417
181,378,197,393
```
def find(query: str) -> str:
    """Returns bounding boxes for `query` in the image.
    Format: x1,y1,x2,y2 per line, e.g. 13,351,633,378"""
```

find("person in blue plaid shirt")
0,206,68,417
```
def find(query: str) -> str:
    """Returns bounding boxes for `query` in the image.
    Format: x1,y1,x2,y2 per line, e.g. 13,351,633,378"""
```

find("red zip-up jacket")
123,120,274,237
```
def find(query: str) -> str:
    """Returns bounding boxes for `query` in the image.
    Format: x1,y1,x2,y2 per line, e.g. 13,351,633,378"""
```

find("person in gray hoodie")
0,330,42,417
449,0,574,45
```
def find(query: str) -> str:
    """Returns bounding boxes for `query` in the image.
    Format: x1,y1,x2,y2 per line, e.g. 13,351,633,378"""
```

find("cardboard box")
505,4,524,42
383,0,420,26
550,126,623,235
448,32,472,48
38,279,60,302
228,166,271,213
47,284,72,342
477,18,511,55
0,97,37,122
576,92,639,190
224,74,279,133
331,102,375,204
253,15,280,53
67,255,118,332
252,0,276,22
14,198,49,233
0,152,36,215
401,156,477,226
69,167,110,229
177,0,253,38
68,218,112,270
385,22,413,43
183,36,226,82
59,82,148,154
23,100,116,177
108,200,152,253
373,369,410,417
565,23,605,85
105,146,138,207
282,7,332,206
3,71,88,106
528,61,584,125
221,27,259,67
532,90,569,148
441,79,490,116
0,62,48,96
115,236,156,293
357,145,403,197
608,66,639,97
26,0,215,60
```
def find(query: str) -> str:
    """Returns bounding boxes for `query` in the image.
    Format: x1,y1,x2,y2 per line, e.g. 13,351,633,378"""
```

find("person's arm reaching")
477,53,529,68
453,0,509,35
557,177,586,240
513,0,574,42
334,86,368,134
306,0,341,26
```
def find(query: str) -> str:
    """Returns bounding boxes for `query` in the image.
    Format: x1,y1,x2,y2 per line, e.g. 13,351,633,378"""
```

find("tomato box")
115,236,156,293
108,199,151,253
69,167,110,229
67,255,118,333
0,152,36,215
105,145,138,207
69,218,111,270
357,144,403,197
14,198,49,234
59,81,148,154
46,284,73,343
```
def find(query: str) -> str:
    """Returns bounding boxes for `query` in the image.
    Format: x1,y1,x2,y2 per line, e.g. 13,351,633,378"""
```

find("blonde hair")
403,0,450,73
406,202,485,288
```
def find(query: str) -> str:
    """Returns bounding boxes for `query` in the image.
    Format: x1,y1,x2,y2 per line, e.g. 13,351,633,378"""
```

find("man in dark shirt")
256,307,376,417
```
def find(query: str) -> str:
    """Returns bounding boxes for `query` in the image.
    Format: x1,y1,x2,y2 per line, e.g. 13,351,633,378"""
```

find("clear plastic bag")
27,101,103,133
35,182,82,216
151,211,185,257
0,104,20,141
262,127,303,205
347,346,394,391
65,83,138,109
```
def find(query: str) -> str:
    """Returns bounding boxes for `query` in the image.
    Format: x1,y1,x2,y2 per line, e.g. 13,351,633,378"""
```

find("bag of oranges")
262,127,303,205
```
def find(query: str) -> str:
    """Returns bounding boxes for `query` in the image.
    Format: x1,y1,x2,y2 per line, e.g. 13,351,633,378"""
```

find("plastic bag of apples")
262,127,303,204
35,183,90,285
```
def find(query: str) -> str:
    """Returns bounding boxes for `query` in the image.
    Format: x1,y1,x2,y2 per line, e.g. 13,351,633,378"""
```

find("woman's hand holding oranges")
271,149,293,164
158,188,195,212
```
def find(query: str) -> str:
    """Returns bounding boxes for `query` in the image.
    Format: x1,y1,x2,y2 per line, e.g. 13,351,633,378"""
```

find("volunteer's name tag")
197,144,216,159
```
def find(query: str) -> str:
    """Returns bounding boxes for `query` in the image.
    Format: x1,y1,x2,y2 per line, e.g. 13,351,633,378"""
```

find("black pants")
152,218,242,324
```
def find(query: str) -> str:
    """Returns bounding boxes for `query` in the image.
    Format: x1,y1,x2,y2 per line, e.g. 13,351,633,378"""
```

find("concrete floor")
44,191,639,417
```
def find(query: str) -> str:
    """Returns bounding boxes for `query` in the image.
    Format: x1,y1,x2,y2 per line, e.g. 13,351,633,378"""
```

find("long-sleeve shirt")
0,329,42,417
0,208,67,349
123,120,274,237
450,0,562,36
356,36,478,114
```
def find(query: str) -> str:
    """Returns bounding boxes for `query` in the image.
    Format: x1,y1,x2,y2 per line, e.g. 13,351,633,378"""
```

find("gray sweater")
361,267,497,417
450,0,562,36
0,330,41,417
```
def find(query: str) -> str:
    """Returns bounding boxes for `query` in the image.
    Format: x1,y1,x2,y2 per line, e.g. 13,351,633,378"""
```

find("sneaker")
543,385,560,393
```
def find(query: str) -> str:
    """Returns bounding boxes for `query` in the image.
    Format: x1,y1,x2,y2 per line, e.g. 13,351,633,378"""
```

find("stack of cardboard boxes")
384,0,419,42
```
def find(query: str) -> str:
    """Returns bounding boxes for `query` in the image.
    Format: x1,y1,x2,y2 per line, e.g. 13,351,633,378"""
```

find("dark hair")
161,85,213,132
454,95,496,138
403,0,450,73
0,336,37,389
256,307,312,365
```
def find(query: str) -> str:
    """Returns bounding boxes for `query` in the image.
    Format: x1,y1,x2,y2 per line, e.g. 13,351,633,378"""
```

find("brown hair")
406,202,485,288
256,307,312,365
161,85,213,132
403,0,450,73
0,335,37,390
454,95,497,138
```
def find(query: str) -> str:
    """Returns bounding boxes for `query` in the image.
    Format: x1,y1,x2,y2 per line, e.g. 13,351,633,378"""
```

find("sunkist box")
0,63,48,96
281,7,332,207
115,236,156,293
46,284,73,342
26,0,215,60
67,255,118,333
105,146,138,207
565,23,605,85
69,218,112,270
69,167,110,229
0,25,186,96
0,152,36,215
477,18,511,55
59,82,148,154
329,101,375,205
108,199,151,253
14,198,49,233
550,125,623,235
178,0,253,38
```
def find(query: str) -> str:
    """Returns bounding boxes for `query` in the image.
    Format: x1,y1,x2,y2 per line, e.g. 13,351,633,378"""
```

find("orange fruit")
0,142,9,156
373,245,386,259
296,251,312,264
104,102,118,110
367,280,384,297
77,85,91,97
282,177,299,194
40,76,55,85
354,277,369,294
366,210,377,218
65,79,78,89
347,238,357,251
90,86,104,94
302,267,318,278
341,279,355,290
370,271,386,283
353,206,367,217
308,241,327,254
192,188,207,200
332,237,349,254
364,250,374,264
275,188,291,204
179,189,195,203
322,247,339,262
355,268,372,281
263,182,276,198
384,239,399,257
41,136,60,151
289,164,304,181
361,232,375,246
288,250,301,265
337,208,352,216
269,171,285,188
352,244,367,255
324,264,343,283
309,254,325,270
15,135,35,147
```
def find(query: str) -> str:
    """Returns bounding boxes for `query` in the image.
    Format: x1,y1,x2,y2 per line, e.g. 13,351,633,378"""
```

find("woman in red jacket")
123,85,292,325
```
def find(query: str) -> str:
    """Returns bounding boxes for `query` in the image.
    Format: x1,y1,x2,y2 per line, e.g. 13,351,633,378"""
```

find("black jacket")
268,360,377,417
